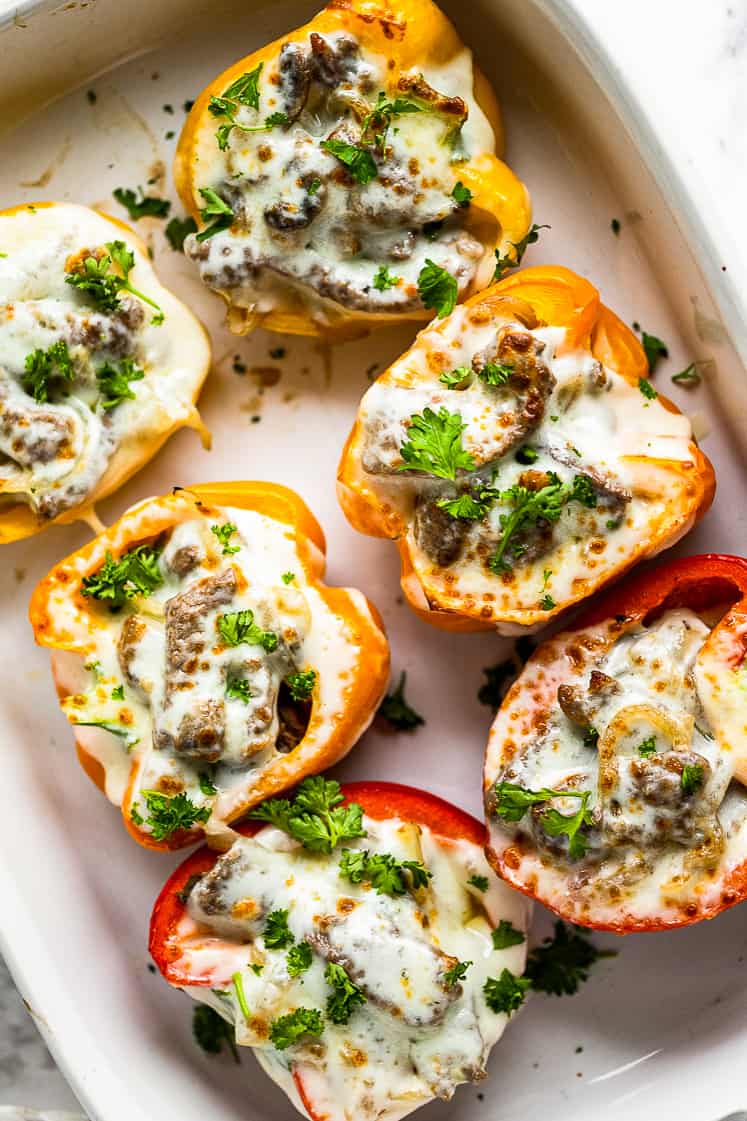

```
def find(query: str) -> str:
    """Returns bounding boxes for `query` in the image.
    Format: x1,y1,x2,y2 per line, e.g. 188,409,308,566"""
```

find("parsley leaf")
325,962,366,1024
263,909,294,949
192,1005,239,1062
281,571,296,585
478,361,513,386
65,240,163,319
489,472,570,574
96,357,145,408
681,763,704,795
198,771,217,796
136,789,211,840
638,376,658,400
478,638,535,710
640,330,669,375
492,780,589,824
483,969,530,1015
437,485,499,520
417,258,457,318
444,960,472,987
338,848,432,895
81,545,163,610
269,1007,324,1051
210,522,240,555
377,671,424,731
285,669,317,701
372,264,400,291
515,444,538,465
111,684,125,700
439,366,472,389
540,791,594,859
451,181,473,208
467,873,489,892
398,406,475,480
287,941,313,977
539,593,556,611
165,215,198,251
22,340,74,403
195,188,234,242
671,362,701,386
226,677,252,703
361,92,425,149
113,187,171,221
320,138,378,185
491,920,525,949
525,920,616,996
224,64,263,109
493,223,550,279
218,609,278,652
637,735,657,757
250,776,366,854
570,474,597,508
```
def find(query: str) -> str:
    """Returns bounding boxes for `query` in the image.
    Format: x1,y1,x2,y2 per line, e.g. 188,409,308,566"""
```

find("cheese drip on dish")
485,607,747,926
0,204,207,524
177,815,528,1121
356,306,701,627
54,504,363,839
185,30,494,322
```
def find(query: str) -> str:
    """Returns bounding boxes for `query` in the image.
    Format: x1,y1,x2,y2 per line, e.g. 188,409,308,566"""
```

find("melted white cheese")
178,815,528,1121
485,607,747,925
356,307,701,628
0,203,208,523
52,501,379,836
186,30,495,325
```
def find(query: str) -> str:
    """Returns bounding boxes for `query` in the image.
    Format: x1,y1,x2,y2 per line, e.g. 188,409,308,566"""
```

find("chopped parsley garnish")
439,366,471,389
417,258,457,318
483,969,530,1015
285,669,317,702
515,445,538,464
223,66,263,109
398,407,475,480
583,726,599,749
210,522,240,555
360,92,425,150
320,138,377,185
81,545,163,610
96,357,145,408
218,609,278,652
325,962,366,1024
113,187,170,221
111,684,125,701
198,771,217,796
263,909,294,949
489,472,569,574
307,178,321,196
493,223,550,279
269,1007,324,1050
372,264,400,291
226,677,252,703
571,474,597,507
478,638,535,710
22,340,74,403
637,735,657,757
525,920,616,996
539,594,556,611
478,361,514,386
443,960,472,987
467,874,489,892
451,181,473,208
377,671,424,731
681,763,704,795
281,571,296,584
232,971,250,1020
492,781,593,859
250,776,366,854
195,188,234,242
611,218,621,235
286,941,313,977
671,362,701,386
339,848,432,896
250,963,264,976
133,789,211,840
192,1005,239,1062
206,64,285,149
491,920,525,949
437,482,500,520
71,718,139,747
65,240,163,319
638,376,658,400
165,215,197,251
640,330,669,375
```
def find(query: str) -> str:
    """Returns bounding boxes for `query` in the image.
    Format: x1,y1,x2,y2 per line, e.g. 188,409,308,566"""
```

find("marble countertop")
1,0,745,1115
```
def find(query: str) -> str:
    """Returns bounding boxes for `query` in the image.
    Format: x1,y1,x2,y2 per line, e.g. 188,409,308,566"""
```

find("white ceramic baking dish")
0,2,745,1120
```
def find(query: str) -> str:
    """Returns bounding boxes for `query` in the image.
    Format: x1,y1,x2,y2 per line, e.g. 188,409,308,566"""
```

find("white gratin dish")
0,2,745,1121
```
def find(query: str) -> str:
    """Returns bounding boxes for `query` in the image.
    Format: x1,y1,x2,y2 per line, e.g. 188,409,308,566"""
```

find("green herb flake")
137,789,211,840
467,874,489,892
377,670,424,731
218,609,278,652
681,763,704,795
483,969,530,1015
111,684,125,701
210,522,241,555
250,776,366,854
81,545,163,610
285,669,317,702
611,218,621,235
443,960,472,987
372,264,400,291
525,920,616,996
641,331,669,375
113,187,171,221
671,362,702,387
192,1005,239,1062
287,941,313,978
22,340,74,403
491,920,526,950
339,848,431,896
539,593,556,611
638,376,658,400
65,239,163,319
493,223,550,280
451,181,473,208
263,909,294,950
320,138,377,185
198,771,218,796
492,781,593,859
325,962,366,1025
96,357,145,409
637,735,657,757
165,215,198,251
398,407,475,480
226,677,252,703
281,571,295,585
417,258,457,318
195,188,234,242
269,1007,324,1050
